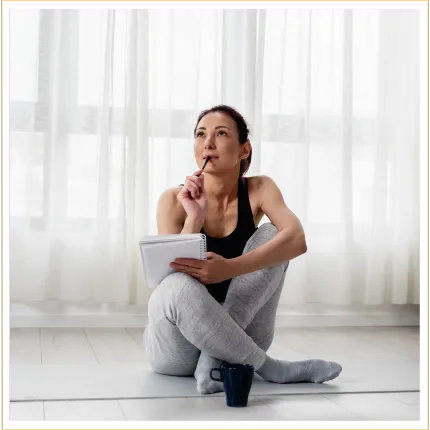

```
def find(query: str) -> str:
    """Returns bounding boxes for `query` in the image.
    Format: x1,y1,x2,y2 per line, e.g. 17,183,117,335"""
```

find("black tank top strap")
239,177,255,228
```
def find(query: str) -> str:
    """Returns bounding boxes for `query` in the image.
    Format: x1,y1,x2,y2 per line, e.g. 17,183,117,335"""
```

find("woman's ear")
240,141,252,159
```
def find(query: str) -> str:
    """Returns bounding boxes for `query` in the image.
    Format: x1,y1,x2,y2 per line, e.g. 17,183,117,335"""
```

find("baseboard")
274,304,419,327
10,302,419,328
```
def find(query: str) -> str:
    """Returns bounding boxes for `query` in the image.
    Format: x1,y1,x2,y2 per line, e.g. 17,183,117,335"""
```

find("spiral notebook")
139,233,207,288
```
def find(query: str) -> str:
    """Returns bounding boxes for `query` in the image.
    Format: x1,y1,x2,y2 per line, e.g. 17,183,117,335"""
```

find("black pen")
197,156,211,177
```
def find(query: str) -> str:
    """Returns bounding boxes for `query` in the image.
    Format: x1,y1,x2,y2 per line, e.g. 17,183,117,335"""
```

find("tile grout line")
39,328,42,364
257,395,299,420
320,393,362,419
124,327,144,350
83,328,100,363
124,327,145,350
116,399,128,421
42,400,46,421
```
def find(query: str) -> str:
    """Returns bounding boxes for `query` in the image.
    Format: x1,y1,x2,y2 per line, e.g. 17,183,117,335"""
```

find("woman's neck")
204,172,240,209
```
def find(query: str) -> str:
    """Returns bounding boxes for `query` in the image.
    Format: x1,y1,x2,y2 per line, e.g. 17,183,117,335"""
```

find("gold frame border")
0,2,9,428
421,2,430,429
1,0,429,2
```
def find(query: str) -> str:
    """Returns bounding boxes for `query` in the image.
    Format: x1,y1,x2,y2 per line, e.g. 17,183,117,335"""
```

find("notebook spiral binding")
199,233,207,260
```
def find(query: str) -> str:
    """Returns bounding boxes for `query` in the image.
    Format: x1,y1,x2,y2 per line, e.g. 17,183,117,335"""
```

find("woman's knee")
148,272,203,316
258,222,279,236
244,223,278,253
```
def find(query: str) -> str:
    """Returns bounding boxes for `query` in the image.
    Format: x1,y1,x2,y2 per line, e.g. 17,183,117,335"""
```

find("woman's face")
194,111,248,174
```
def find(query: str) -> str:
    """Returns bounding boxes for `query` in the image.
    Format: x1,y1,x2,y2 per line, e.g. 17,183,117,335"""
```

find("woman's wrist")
182,216,205,234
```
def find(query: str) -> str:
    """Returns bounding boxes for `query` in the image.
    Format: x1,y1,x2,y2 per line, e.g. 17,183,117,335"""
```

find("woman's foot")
257,356,342,384
195,354,341,392
194,355,224,394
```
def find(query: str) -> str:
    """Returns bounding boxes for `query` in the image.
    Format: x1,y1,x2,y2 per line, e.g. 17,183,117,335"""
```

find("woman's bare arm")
156,188,204,235
228,175,307,277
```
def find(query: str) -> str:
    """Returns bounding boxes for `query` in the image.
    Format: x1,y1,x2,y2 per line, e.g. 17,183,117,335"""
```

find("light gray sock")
194,355,224,394
257,356,342,384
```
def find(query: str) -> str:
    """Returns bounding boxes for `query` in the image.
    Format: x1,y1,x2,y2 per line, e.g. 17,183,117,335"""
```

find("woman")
144,105,342,394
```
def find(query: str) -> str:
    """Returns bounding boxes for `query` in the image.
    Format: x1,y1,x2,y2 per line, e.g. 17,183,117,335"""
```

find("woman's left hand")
170,252,234,284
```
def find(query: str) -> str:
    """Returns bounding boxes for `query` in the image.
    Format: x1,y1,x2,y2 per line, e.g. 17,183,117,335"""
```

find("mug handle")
210,368,223,382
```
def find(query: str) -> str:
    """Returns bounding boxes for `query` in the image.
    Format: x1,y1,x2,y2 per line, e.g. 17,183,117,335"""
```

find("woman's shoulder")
157,186,186,217
244,175,279,215
245,175,278,193
158,185,182,200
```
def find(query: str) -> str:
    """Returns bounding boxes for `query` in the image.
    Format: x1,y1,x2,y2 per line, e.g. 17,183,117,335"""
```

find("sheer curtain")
10,9,420,306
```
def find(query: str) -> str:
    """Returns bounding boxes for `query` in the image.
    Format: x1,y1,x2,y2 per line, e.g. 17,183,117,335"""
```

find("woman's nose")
204,135,215,148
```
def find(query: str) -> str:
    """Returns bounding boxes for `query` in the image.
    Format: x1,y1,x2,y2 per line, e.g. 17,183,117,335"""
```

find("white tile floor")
9,326,420,421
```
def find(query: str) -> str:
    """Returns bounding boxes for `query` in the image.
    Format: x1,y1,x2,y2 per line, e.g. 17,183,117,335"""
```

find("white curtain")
10,9,420,306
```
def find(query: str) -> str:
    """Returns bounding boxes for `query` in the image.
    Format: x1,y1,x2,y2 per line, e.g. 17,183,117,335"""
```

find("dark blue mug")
210,362,254,407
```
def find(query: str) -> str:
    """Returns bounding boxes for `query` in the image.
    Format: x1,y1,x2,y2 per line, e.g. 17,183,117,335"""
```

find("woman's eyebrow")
196,126,232,131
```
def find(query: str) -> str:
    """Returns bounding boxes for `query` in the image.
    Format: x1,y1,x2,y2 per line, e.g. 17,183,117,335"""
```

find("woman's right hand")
177,169,208,222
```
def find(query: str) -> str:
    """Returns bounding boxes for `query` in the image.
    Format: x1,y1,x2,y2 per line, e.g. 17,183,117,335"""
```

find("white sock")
194,355,224,394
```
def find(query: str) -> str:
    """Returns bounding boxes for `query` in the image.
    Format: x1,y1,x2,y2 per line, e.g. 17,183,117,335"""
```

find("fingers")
184,180,200,199
170,264,201,279
187,174,203,188
188,172,204,192
174,258,204,268
183,171,204,199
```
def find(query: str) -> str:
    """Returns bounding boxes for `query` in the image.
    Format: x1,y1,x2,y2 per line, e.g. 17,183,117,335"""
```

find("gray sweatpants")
144,223,289,375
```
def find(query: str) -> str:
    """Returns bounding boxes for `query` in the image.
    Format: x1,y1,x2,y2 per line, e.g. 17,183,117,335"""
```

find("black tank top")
201,177,257,303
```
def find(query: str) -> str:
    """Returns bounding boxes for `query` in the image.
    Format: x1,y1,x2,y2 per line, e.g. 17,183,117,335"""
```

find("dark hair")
193,105,252,177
